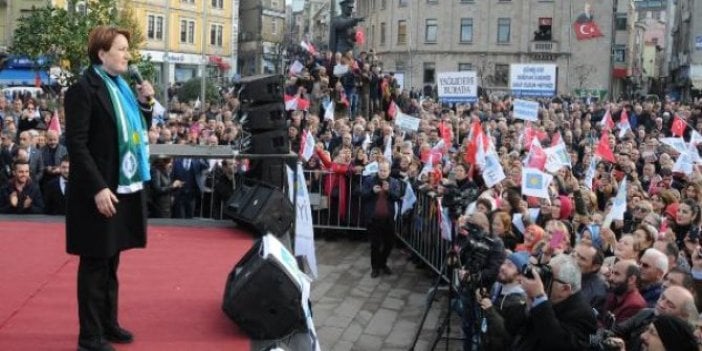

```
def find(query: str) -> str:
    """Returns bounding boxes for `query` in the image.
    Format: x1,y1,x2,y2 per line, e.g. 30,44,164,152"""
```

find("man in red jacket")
603,259,647,324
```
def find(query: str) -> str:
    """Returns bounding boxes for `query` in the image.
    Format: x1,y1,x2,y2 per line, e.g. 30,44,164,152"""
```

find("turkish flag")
573,21,604,41
671,115,687,137
595,131,616,163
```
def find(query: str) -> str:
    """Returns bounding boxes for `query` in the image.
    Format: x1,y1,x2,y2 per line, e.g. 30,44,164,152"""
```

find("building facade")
669,0,702,100
357,0,623,99
238,0,286,76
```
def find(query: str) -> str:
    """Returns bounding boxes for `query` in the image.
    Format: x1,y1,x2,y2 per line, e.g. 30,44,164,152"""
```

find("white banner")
395,112,421,131
286,164,318,278
610,178,628,220
510,64,557,97
521,167,553,199
513,99,540,121
437,71,478,103
482,152,506,188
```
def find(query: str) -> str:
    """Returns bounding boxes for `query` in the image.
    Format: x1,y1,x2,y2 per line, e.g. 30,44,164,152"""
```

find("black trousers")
367,216,394,270
77,253,120,339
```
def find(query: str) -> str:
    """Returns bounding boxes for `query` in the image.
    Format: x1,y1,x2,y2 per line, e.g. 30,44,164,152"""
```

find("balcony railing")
530,41,558,53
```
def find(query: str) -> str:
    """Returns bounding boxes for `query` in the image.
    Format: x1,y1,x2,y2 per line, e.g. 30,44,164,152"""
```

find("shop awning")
0,69,53,86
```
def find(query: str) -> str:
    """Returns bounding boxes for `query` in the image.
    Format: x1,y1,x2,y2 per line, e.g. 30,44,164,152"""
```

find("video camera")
441,184,479,217
458,222,495,288
522,263,553,288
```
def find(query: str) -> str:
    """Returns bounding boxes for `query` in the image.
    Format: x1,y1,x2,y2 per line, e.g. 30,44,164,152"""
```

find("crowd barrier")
189,168,447,275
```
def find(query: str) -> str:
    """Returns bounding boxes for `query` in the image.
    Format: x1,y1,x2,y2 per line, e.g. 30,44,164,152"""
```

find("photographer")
457,212,506,351
515,254,597,350
478,252,528,351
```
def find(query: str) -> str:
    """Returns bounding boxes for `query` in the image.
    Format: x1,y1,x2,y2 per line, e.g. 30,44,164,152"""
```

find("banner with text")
510,64,557,97
395,112,421,131
513,99,540,121
437,71,478,103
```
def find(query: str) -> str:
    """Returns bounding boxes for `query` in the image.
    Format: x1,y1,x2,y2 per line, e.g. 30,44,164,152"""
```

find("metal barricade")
394,190,449,276
302,169,366,231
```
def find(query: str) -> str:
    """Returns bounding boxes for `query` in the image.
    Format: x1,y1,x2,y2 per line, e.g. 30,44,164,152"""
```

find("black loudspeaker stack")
222,236,308,340
237,74,289,188
223,181,293,237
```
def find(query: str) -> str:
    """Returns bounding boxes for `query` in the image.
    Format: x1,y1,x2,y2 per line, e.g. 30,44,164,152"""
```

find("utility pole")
200,0,208,108
609,0,618,99
163,0,170,106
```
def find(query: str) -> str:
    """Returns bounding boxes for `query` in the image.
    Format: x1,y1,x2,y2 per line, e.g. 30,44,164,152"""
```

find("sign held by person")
437,71,477,103
513,99,540,121
510,64,557,97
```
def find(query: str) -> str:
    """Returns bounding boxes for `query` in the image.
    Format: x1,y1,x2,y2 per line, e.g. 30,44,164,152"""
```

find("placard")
395,112,420,131
513,99,540,121
510,64,557,97
436,71,478,103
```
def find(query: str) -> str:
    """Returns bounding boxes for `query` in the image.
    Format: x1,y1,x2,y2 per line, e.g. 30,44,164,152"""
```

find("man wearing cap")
479,252,528,351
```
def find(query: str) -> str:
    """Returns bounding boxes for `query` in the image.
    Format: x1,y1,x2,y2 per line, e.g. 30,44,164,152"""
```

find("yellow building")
2,0,238,89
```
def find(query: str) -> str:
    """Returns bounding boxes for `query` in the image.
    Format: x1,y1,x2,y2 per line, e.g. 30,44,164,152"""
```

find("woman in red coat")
315,144,353,225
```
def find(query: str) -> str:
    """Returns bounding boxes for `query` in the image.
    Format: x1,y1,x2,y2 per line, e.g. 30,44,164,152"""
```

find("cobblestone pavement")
311,237,463,351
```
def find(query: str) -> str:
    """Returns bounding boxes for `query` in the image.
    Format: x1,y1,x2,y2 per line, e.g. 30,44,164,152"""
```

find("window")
494,64,509,86
180,0,194,3
396,60,406,72
381,0,386,9
423,62,435,83
458,63,473,71
272,18,277,35
460,18,473,43
425,19,437,43
210,24,223,46
534,17,552,41
614,45,626,63
615,13,627,31
147,15,164,40
397,20,407,45
211,0,223,8
399,0,408,7
380,22,386,45
497,18,510,43
180,19,195,43
427,0,438,3
271,0,279,8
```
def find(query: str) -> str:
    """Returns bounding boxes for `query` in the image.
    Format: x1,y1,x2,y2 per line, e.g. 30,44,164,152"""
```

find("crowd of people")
3,43,702,350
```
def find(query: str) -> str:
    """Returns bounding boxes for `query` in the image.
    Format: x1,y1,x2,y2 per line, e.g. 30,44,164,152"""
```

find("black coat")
514,291,597,351
43,177,67,215
64,67,151,257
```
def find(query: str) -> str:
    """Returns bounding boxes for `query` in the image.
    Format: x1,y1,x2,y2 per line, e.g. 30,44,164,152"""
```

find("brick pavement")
311,238,464,351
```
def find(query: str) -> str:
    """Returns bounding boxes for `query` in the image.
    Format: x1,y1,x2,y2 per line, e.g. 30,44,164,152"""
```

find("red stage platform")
0,217,252,351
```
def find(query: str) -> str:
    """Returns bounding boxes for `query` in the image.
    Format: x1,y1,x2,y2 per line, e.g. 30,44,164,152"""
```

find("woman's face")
676,203,694,226
633,229,652,249
615,235,636,259
651,195,664,211
454,166,467,181
686,186,698,200
99,34,131,75
492,219,505,236
550,199,561,219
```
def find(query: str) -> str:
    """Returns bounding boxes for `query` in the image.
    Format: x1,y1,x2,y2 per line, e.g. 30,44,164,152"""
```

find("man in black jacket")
0,160,44,214
515,254,597,350
44,156,69,215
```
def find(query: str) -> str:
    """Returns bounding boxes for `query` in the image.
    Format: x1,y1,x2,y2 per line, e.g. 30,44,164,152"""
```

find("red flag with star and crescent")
573,21,603,41
671,114,687,137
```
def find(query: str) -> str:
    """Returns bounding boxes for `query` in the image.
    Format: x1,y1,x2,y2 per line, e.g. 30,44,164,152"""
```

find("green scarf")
94,66,151,193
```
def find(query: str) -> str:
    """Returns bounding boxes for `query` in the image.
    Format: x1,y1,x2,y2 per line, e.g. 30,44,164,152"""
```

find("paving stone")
332,340,354,351
326,284,353,299
317,326,344,346
341,321,363,343
324,314,354,329
364,308,398,336
385,319,418,347
352,334,384,351
381,296,404,310
386,288,410,299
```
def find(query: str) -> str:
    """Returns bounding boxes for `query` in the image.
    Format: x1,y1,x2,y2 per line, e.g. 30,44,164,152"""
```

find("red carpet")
0,219,252,351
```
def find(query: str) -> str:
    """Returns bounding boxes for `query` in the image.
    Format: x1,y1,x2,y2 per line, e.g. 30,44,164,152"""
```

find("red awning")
612,68,628,78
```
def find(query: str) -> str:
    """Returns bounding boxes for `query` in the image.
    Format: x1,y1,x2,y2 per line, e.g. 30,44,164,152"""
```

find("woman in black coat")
64,26,154,351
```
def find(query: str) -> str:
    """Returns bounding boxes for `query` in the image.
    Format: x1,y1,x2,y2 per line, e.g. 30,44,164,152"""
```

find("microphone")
128,64,154,106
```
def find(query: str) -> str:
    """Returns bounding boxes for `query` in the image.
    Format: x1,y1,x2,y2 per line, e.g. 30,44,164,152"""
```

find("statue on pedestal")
329,0,364,54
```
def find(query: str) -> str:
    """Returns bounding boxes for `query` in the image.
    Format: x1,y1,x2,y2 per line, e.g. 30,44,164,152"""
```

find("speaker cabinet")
222,235,307,339
240,102,287,132
237,74,284,105
224,182,293,236
251,129,289,155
